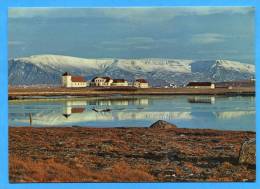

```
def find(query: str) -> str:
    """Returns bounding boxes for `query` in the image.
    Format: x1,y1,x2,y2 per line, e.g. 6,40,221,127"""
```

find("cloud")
8,40,25,46
8,7,254,63
8,7,254,21
191,33,227,44
8,8,53,18
100,37,155,48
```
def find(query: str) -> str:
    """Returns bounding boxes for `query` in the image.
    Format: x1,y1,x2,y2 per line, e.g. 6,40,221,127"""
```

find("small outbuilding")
133,79,149,88
186,82,215,89
111,79,129,87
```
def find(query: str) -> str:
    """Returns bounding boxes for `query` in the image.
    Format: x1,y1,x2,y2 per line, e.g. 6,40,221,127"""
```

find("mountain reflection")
214,111,255,119
11,111,192,126
8,96,255,131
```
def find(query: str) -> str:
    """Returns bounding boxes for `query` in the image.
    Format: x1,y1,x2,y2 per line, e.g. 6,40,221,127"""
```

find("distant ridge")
8,54,255,86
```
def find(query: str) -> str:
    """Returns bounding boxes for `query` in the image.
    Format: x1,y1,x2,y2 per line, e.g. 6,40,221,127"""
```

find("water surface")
9,95,255,131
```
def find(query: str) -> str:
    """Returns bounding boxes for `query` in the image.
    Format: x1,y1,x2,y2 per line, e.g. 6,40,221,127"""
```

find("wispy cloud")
8,7,254,63
8,7,254,20
191,33,227,44
8,40,24,46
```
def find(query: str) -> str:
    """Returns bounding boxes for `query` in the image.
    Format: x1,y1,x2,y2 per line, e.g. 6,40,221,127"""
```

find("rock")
239,138,256,165
150,120,177,129
167,151,181,161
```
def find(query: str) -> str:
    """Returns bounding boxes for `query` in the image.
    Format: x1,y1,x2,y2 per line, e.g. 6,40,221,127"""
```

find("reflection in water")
214,111,255,119
63,101,86,118
63,107,85,118
11,111,192,125
9,96,255,131
188,96,215,104
88,98,149,106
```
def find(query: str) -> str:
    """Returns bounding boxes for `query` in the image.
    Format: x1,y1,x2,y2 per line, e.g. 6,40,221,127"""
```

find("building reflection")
188,96,215,104
86,98,149,106
62,98,149,118
133,98,149,105
63,101,86,118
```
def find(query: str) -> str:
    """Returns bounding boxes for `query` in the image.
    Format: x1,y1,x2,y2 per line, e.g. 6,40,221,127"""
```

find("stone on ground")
150,120,177,129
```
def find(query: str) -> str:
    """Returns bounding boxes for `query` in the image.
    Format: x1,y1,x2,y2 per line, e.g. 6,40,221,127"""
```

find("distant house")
91,77,113,87
186,82,215,89
61,72,88,88
111,79,129,87
215,80,255,89
133,79,149,88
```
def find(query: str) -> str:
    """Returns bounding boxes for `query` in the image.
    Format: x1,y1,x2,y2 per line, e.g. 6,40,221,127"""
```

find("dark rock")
167,151,181,161
211,139,220,143
239,138,256,165
150,120,177,129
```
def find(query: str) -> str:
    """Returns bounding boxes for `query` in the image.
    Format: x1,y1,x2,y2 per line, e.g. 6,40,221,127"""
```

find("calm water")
9,95,255,131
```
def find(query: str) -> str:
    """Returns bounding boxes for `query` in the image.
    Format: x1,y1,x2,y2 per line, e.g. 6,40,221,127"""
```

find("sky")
8,7,255,64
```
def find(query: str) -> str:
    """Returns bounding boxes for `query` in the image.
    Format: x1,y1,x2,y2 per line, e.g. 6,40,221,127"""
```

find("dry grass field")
9,127,255,182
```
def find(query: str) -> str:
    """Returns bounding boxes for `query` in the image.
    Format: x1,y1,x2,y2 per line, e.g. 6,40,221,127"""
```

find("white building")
62,72,88,88
111,79,129,87
133,79,149,88
91,77,113,87
186,82,215,89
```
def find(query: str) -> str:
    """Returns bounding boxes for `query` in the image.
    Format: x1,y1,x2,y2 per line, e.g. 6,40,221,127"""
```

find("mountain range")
8,54,255,86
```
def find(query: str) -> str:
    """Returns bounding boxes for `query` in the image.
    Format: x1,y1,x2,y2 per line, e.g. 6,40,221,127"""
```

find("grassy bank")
9,126,255,182
8,86,255,99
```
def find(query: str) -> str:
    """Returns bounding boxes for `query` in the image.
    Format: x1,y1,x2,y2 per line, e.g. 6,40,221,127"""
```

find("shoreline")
9,125,256,133
8,87,255,100
9,126,255,182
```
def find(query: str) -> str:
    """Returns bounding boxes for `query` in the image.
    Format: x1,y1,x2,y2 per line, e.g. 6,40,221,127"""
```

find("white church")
61,72,88,87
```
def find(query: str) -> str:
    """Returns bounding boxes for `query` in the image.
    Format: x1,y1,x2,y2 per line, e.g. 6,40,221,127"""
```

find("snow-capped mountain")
8,54,255,86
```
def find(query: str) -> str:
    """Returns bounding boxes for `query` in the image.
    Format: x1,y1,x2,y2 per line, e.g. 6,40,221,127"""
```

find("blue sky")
8,7,255,64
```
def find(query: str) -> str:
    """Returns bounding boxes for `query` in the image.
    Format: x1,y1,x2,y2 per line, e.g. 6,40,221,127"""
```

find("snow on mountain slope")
214,60,254,73
14,54,114,70
8,54,255,86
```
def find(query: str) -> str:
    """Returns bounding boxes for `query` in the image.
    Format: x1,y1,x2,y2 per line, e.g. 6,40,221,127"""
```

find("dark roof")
91,77,98,82
71,76,86,82
135,79,148,83
92,76,112,82
62,72,71,76
103,77,112,82
187,82,213,87
113,79,126,83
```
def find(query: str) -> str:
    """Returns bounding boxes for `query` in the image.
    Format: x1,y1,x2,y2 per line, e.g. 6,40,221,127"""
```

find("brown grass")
9,155,154,183
9,127,255,182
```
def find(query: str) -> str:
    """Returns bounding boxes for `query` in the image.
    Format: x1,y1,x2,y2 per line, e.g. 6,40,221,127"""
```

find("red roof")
187,82,212,86
71,76,86,82
135,79,148,83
